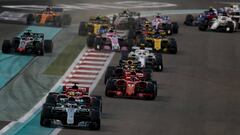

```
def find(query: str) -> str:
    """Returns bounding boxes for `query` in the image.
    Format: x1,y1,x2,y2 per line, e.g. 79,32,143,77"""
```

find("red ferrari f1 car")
105,64,157,100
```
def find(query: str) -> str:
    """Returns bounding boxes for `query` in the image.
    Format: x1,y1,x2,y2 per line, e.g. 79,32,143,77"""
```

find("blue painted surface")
0,54,32,89
3,87,62,135
0,26,61,89
15,113,55,135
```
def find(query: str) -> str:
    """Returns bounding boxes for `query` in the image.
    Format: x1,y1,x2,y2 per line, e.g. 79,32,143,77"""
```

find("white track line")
72,69,99,74
61,83,91,87
64,79,94,83
75,65,103,69
68,74,96,78
78,60,106,65
85,52,110,56
81,56,107,60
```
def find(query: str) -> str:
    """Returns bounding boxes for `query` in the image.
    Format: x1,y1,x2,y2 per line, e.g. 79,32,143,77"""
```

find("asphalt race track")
0,0,240,135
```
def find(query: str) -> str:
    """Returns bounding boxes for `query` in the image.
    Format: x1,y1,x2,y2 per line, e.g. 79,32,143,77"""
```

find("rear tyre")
87,35,95,48
54,16,62,27
35,42,44,56
226,22,234,33
155,53,163,72
12,37,20,50
2,40,12,54
105,79,115,97
184,14,194,25
40,103,54,127
62,14,72,25
168,38,177,54
44,40,53,53
78,22,88,36
90,117,101,130
94,37,103,50
172,22,179,34
104,66,115,84
26,14,34,25
198,20,208,31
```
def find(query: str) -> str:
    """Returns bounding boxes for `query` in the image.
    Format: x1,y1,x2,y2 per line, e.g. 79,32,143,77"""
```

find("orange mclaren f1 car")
27,5,71,27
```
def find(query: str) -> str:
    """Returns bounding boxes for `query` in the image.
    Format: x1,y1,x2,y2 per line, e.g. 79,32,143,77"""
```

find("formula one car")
198,15,238,32
135,31,177,54
87,29,130,51
2,30,53,56
151,15,179,35
121,46,163,71
40,84,102,130
184,8,218,26
104,60,152,84
79,16,111,36
105,69,157,100
27,5,72,27
113,10,141,45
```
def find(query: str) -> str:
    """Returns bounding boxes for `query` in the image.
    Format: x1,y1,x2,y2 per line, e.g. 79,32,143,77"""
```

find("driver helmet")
108,27,114,32
71,83,79,89
140,43,145,49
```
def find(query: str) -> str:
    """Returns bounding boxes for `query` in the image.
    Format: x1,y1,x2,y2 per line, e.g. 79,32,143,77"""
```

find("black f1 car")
2,30,53,56
40,86,102,130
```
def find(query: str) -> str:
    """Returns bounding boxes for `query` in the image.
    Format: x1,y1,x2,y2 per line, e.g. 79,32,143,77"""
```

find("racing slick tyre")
78,22,88,36
92,96,102,113
87,35,95,48
151,81,158,99
54,16,62,27
146,83,156,100
168,38,178,54
172,22,179,34
89,112,101,130
128,18,136,30
155,53,163,72
62,14,72,25
121,51,129,60
44,40,53,53
119,40,129,51
225,22,234,33
12,37,20,50
46,92,58,105
2,40,12,54
143,69,152,81
94,37,103,50
184,14,194,26
35,15,41,23
26,14,34,25
104,66,115,84
40,103,54,127
35,41,44,56
198,20,208,31
163,24,172,35
105,79,115,97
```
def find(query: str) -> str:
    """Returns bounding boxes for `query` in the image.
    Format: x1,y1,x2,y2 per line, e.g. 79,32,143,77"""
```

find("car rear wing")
131,46,153,51
63,86,90,95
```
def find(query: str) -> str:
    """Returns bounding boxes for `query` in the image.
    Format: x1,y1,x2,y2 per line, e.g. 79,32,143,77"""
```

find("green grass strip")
44,36,86,76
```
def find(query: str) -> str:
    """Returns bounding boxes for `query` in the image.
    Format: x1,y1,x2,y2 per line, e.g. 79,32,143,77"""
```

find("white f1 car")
199,15,239,32
121,46,163,71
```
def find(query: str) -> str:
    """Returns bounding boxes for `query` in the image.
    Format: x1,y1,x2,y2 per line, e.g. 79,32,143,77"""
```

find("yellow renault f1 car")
135,30,177,54
27,5,71,27
78,16,111,36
